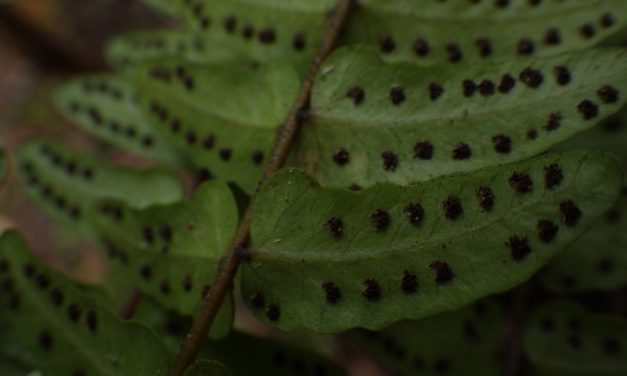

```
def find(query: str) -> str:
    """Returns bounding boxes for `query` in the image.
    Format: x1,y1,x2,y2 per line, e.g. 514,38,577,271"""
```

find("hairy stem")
170,1,353,374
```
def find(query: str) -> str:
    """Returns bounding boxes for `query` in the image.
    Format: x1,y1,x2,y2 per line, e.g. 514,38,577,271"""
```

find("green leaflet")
541,110,627,293
355,299,504,376
140,0,334,73
298,46,627,188
343,0,627,63
106,30,247,71
0,231,170,375
92,181,238,339
55,74,183,165
242,150,622,332
524,301,627,375
136,60,300,194
540,188,627,293
184,360,232,376
15,139,184,237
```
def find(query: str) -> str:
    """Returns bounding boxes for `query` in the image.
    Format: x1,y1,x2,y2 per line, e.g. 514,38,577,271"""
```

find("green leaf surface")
93,181,238,339
525,301,627,375
15,139,184,236
541,109,627,293
342,0,627,63
243,150,622,332
0,231,170,375
136,60,300,194
298,46,627,188
55,74,183,165
106,30,246,71
540,187,627,293
138,0,334,73
355,299,504,376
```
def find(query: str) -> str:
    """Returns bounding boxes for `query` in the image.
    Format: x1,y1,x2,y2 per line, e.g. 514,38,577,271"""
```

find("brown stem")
118,290,143,320
504,283,530,376
170,1,353,374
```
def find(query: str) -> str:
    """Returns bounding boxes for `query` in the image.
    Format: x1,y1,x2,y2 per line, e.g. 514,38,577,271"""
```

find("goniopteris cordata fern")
0,231,170,375
92,180,238,339
297,46,627,188
524,301,627,375
242,150,622,332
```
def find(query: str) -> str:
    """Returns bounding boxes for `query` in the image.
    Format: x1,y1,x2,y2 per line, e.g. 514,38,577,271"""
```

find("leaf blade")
54,75,183,165
299,46,627,188
525,301,627,375
243,150,622,332
0,231,170,375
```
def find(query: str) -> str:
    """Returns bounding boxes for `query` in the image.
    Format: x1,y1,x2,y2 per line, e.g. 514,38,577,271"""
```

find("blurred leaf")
541,109,627,293
298,46,627,188
93,181,238,339
106,30,246,71
0,230,170,375
136,60,300,194
541,181,627,293
243,150,622,332
0,355,30,376
55,75,184,165
355,299,504,376
15,139,184,237
525,301,627,375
